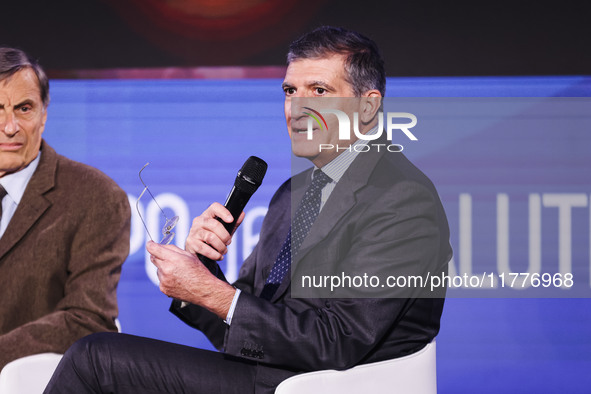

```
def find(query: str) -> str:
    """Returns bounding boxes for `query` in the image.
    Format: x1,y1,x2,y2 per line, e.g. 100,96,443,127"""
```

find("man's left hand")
146,241,235,319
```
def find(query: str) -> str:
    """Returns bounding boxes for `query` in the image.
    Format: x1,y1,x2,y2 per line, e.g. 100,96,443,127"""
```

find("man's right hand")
185,202,245,261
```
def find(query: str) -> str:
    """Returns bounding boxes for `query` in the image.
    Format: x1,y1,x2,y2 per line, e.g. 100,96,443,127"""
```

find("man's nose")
1,111,19,136
290,97,314,121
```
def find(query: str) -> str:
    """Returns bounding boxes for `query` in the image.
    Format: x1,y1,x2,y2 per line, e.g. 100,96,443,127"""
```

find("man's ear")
360,90,382,124
40,108,48,135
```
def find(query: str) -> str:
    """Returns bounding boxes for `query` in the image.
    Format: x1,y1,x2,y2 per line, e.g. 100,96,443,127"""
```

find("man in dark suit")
0,48,131,371
45,26,451,393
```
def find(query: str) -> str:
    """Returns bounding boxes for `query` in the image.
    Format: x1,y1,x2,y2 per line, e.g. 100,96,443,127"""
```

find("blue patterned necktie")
260,169,332,300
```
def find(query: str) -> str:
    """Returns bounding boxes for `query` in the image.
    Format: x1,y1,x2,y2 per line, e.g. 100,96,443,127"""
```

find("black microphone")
218,156,268,233
198,156,268,278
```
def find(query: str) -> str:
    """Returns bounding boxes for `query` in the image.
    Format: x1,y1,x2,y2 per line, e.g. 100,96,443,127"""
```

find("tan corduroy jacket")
0,141,130,370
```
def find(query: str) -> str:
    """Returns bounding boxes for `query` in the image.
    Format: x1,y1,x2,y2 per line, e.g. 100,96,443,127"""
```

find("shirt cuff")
224,288,241,326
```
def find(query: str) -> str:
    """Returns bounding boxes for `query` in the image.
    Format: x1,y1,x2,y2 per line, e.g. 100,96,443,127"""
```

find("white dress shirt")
0,153,41,238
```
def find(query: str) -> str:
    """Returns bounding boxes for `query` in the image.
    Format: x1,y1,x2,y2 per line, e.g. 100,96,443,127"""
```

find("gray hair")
0,47,49,107
287,26,386,96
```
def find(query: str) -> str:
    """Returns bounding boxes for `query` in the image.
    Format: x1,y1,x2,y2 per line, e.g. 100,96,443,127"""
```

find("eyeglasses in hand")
136,162,179,245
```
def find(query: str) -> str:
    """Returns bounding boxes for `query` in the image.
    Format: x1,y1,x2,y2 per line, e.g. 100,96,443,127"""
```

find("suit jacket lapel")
0,141,56,260
270,140,388,302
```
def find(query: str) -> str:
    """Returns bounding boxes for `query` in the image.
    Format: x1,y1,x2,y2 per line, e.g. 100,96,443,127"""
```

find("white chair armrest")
275,340,437,394
0,353,63,394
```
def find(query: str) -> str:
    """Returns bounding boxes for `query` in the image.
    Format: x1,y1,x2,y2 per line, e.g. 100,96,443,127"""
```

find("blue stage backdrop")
42,76,591,393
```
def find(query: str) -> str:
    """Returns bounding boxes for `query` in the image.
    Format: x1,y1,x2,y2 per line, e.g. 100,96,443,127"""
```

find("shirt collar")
316,124,380,184
0,152,42,204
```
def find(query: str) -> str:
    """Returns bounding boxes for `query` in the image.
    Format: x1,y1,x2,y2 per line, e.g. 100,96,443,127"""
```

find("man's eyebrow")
0,100,35,110
281,80,337,91
14,99,35,108
307,80,336,91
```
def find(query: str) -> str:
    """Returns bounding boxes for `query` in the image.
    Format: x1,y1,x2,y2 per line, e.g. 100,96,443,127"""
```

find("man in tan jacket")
0,47,130,370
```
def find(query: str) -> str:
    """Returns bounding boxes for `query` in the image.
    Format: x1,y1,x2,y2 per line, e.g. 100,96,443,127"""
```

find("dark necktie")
0,185,7,219
260,169,332,300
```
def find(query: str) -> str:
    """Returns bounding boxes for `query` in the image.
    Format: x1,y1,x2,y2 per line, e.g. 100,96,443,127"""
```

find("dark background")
1,0,588,77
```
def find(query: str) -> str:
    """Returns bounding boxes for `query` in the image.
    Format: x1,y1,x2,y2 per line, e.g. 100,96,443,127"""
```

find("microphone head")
235,156,268,193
